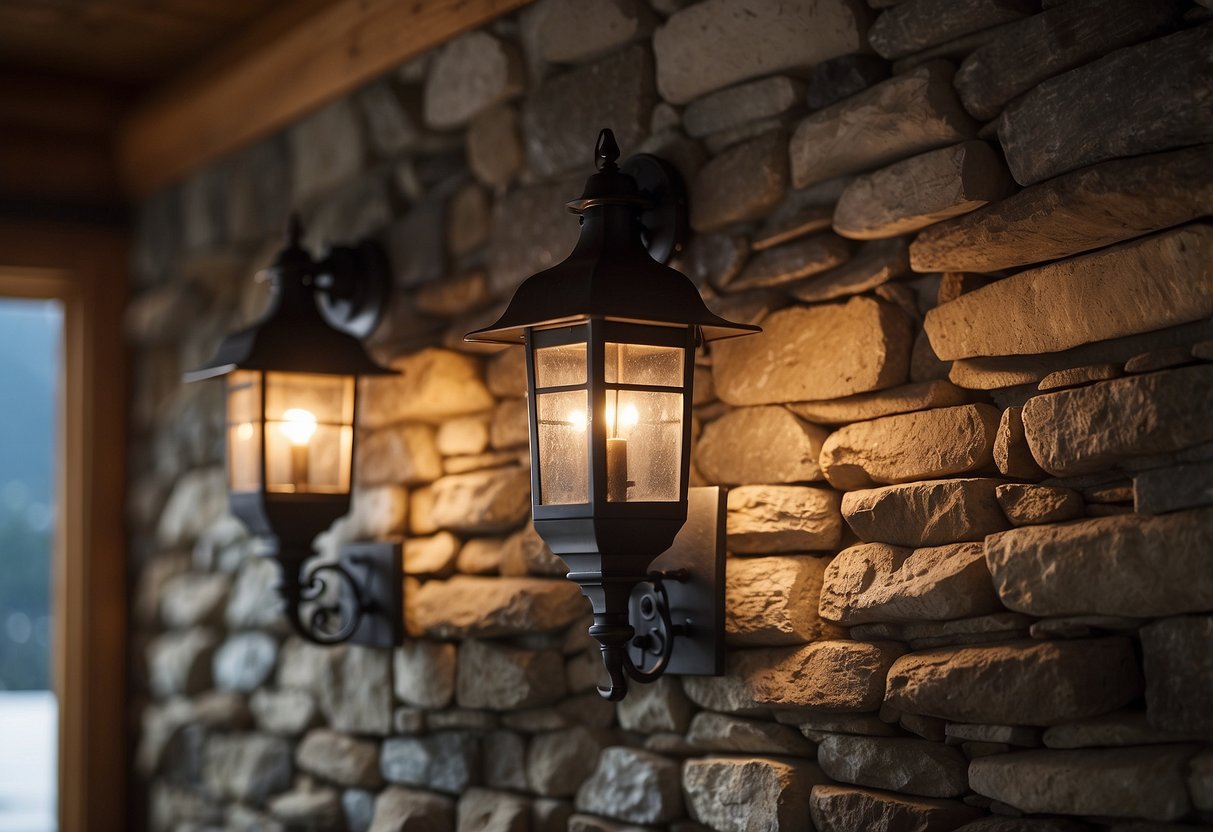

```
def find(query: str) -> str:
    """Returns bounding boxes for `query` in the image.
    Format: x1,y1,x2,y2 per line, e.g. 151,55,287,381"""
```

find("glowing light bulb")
236,423,255,442
619,403,639,429
567,409,588,432
280,408,317,445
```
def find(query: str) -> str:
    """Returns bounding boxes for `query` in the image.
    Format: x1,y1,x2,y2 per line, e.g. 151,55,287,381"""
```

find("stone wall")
125,0,1213,830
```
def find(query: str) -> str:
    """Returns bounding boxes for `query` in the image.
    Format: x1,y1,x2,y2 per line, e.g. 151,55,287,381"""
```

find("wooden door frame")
0,220,128,832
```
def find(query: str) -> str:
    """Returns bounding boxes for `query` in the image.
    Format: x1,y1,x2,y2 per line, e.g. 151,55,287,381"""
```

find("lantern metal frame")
468,129,761,699
187,218,404,648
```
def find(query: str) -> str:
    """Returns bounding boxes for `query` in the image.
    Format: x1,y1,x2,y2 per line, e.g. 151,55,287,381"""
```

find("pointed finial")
287,213,304,249
595,128,620,171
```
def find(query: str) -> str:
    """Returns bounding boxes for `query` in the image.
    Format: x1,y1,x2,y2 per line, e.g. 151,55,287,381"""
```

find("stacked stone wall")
126,0,1213,829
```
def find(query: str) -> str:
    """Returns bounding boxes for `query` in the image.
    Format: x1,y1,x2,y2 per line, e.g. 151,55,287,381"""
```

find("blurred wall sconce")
467,129,762,700
187,218,404,647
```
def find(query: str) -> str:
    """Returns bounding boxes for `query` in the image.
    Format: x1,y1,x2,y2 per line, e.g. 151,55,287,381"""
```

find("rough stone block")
203,734,293,803
212,632,278,693
296,729,382,789
468,104,524,188
456,639,566,712
988,509,1213,617
819,541,1002,625
868,0,1036,60
615,676,694,734
789,61,976,189
834,141,1012,239
994,484,1082,527
1140,615,1213,734
884,638,1142,725
423,31,523,129
786,237,911,305
369,786,454,832
245,689,315,739
534,0,653,64
841,478,1008,547
726,486,843,553
358,424,443,486
574,747,683,825
381,732,479,794
652,0,869,105
289,99,364,203
526,726,605,797
684,756,825,832
1134,461,1213,516
911,143,1213,274
522,44,655,178
1021,366,1213,477
727,556,844,645
713,298,913,406
683,75,806,138
817,735,969,798
810,785,981,832
297,648,380,738
456,787,530,832
148,628,217,698
726,232,851,291
361,349,494,427
696,407,827,485
820,404,1001,491
955,0,1184,121
682,641,903,714
686,713,815,755
488,176,583,295
998,26,1213,186
787,380,966,426
924,227,1213,361
806,53,889,110
690,130,789,233
394,641,457,709
410,576,584,639
993,406,1045,480
428,468,531,535
969,746,1200,822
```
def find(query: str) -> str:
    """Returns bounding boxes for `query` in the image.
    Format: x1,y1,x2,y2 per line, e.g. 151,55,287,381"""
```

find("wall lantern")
467,129,761,699
186,218,404,647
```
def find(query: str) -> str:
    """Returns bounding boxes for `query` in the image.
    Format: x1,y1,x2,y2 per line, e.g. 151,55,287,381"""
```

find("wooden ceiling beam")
116,0,533,198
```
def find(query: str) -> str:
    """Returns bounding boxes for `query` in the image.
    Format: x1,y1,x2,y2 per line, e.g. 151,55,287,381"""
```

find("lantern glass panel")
535,342,587,387
264,372,355,494
603,389,683,502
604,342,683,387
537,389,590,505
226,370,262,493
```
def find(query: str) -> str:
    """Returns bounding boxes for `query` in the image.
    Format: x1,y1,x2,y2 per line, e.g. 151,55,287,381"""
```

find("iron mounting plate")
339,540,404,648
627,486,726,676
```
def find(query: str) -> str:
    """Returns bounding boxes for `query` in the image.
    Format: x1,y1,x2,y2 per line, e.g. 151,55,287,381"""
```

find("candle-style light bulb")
281,408,317,491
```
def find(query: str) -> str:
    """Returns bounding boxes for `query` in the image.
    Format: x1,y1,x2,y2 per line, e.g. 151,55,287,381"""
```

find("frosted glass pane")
604,390,683,502
227,371,262,492
604,342,683,387
537,391,589,505
265,372,354,423
535,342,587,388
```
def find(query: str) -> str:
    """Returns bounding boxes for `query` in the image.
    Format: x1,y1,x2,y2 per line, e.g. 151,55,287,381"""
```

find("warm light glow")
236,422,255,442
279,408,317,445
566,403,641,434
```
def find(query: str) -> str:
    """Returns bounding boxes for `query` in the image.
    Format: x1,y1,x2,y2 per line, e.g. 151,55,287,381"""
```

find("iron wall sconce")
467,129,761,700
187,218,404,647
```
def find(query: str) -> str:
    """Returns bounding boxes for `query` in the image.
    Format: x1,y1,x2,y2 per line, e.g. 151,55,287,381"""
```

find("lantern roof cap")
185,219,395,382
466,129,760,345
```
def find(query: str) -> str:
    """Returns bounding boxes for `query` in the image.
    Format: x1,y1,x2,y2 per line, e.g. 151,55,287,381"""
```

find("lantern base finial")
589,487,727,701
